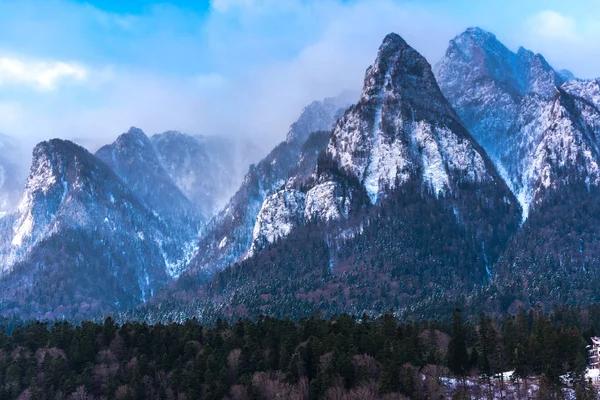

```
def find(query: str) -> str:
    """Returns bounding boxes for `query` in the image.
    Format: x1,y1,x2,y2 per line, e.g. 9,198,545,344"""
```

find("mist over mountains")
0,27,599,323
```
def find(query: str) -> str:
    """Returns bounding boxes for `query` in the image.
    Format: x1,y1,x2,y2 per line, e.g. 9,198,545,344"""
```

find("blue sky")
0,0,599,151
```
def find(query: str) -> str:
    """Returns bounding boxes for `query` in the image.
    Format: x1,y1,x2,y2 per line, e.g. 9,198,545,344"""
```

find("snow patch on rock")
305,181,350,222
247,189,306,257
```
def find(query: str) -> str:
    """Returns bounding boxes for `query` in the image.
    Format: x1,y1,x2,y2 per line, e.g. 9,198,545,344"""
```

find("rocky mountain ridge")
185,94,353,276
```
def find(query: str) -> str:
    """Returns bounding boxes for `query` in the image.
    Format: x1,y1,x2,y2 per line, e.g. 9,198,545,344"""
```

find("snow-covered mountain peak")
106,127,156,159
17,140,93,207
96,127,197,219
360,32,445,108
9,139,130,252
462,26,497,41
447,27,507,61
435,27,600,220
327,32,494,203
439,28,563,102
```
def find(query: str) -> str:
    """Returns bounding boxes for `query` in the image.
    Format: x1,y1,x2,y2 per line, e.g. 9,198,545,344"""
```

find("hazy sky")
0,0,599,151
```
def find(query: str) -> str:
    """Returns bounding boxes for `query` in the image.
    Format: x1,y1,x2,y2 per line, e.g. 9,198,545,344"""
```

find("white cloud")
525,10,580,42
0,56,87,90
197,0,460,148
519,9,600,78
210,0,255,12
3,0,600,166
0,101,23,125
209,0,293,13
192,73,227,91
0,0,462,153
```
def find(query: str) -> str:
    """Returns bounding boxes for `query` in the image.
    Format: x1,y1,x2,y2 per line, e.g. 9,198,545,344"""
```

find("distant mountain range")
0,129,258,319
1,27,600,322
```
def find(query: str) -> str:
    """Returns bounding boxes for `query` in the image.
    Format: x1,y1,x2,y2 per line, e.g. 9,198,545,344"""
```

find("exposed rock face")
247,189,306,257
328,33,497,204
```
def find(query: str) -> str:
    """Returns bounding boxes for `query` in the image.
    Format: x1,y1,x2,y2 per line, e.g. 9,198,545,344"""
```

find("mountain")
135,33,520,323
434,27,600,219
435,27,565,156
96,127,202,274
490,87,600,310
150,131,260,218
183,94,352,277
0,140,182,319
435,28,600,312
249,33,519,257
0,133,27,218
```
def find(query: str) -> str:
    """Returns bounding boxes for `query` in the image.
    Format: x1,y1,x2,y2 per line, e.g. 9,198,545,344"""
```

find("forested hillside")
0,307,598,399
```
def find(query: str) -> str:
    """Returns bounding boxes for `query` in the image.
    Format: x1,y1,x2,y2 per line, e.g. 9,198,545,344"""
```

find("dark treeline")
0,306,599,400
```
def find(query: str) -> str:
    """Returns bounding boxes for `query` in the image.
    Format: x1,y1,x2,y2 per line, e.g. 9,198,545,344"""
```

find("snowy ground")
438,370,600,399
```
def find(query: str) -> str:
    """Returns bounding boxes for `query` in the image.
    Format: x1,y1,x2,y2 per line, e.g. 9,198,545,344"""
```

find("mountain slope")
435,27,600,219
0,140,178,319
136,33,520,323
96,127,202,275
150,131,259,218
184,95,352,277
490,89,600,310
435,27,565,157
435,28,600,312
249,33,520,259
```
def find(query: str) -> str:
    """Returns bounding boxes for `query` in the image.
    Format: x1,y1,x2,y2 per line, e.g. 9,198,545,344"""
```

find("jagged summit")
438,27,564,102
99,126,154,158
7,138,150,257
454,27,503,47
328,32,497,203
447,27,506,59
362,32,448,111
436,27,600,219
247,32,519,258
96,127,198,221
123,126,148,139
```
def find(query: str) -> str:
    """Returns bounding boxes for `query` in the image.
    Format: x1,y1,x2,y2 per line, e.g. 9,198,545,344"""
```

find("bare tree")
224,384,249,400
69,386,94,400
228,348,243,381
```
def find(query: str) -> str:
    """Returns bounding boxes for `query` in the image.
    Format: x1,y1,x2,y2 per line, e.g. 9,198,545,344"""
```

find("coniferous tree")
447,308,469,378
